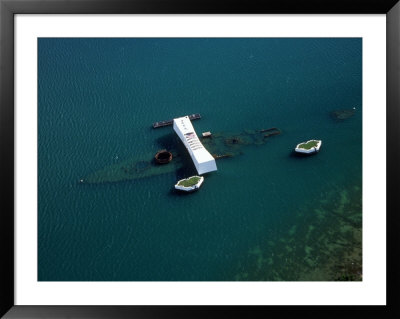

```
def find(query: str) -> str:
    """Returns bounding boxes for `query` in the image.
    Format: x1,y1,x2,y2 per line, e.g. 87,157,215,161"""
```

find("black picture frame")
1,1,399,318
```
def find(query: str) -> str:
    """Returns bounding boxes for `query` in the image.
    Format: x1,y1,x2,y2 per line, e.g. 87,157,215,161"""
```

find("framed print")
1,0,399,318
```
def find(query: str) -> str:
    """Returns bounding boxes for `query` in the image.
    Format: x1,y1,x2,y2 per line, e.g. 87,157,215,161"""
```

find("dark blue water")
38,38,362,281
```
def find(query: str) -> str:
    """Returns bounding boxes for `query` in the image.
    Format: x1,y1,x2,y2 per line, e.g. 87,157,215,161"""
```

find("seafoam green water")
38,38,362,281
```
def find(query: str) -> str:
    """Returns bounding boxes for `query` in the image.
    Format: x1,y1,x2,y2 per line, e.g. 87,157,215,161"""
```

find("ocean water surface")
38,38,362,281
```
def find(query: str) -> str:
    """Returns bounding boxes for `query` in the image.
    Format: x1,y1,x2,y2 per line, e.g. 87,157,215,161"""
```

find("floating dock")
173,116,217,175
153,113,201,128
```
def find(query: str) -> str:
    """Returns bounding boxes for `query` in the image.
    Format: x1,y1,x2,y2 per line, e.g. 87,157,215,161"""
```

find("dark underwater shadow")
155,132,180,150
289,149,321,158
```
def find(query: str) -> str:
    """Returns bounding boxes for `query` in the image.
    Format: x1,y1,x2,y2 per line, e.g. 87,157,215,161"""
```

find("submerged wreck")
331,108,356,120
80,121,281,184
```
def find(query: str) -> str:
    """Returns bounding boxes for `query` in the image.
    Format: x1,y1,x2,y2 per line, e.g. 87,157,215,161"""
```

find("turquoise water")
38,38,362,281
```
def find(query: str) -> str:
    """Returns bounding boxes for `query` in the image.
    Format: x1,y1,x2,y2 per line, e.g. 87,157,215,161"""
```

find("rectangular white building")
173,116,217,175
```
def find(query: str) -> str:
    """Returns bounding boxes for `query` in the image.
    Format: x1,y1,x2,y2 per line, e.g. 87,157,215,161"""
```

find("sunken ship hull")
80,128,281,184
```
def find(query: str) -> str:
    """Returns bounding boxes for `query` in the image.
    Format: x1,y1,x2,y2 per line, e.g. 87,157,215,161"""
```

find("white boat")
295,140,322,154
175,176,204,192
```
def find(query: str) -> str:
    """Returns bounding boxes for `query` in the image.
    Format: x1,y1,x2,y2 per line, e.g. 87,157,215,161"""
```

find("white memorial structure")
173,116,217,175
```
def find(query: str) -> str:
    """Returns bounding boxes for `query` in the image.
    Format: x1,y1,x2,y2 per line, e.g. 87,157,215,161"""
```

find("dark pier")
153,113,201,128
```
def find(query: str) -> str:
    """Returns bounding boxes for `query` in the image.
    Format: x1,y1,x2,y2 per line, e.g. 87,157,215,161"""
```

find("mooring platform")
153,113,201,128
